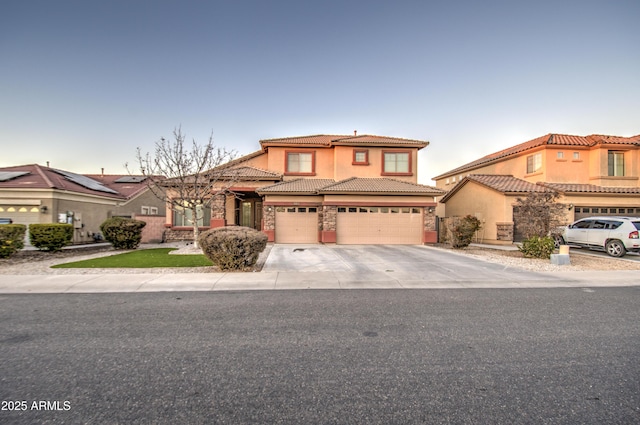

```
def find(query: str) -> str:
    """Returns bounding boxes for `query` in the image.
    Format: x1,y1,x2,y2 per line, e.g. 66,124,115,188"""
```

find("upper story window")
382,151,411,175
573,152,580,160
608,151,625,176
353,149,369,165
526,153,542,174
286,151,315,175
556,151,564,159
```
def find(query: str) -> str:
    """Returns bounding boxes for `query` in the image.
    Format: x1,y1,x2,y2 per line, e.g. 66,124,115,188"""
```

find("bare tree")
132,127,237,248
513,191,567,240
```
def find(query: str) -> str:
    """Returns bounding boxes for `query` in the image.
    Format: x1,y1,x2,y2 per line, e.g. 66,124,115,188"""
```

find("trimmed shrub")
198,226,267,271
100,217,146,250
451,215,482,249
0,224,27,258
29,223,73,251
519,235,555,259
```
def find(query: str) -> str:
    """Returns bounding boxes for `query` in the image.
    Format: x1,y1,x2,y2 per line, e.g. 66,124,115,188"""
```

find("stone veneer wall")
496,222,514,241
322,206,337,232
263,205,275,232
211,194,226,221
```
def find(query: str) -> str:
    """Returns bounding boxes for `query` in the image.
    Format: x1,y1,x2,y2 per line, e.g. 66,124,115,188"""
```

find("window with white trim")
383,152,410,174
526,153,542,174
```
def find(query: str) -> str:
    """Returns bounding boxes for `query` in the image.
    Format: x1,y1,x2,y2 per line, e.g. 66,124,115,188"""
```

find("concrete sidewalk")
0,269,638,294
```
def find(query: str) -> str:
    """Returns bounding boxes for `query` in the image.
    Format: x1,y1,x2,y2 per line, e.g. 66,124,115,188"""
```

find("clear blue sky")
2,0,639,183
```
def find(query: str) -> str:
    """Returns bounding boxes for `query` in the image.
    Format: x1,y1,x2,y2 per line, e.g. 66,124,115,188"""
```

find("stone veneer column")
210,194,226,228
423,207,437,244
321,205,337,243
262,205,275,242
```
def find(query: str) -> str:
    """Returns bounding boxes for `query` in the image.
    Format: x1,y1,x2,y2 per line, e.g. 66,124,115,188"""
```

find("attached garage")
336,206,423,244
275,206,319,243
0,205,41,227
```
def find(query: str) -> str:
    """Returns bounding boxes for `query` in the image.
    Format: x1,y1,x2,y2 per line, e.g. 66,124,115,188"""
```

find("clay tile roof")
466,174,550,193
259,134,429,149
441,174,548,203
539,182,640,194
219,166,281,180
332,135,429,148
257,178,336,194
320,177,444,195
260,135,343,147
587,134,640,146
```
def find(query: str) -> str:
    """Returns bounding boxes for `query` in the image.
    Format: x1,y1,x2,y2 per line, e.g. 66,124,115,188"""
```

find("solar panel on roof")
114,176,147,183
0,171,30,182
52,169,119,194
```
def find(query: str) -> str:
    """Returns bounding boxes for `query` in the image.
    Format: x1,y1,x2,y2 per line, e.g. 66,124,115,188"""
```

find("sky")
1,0,639,184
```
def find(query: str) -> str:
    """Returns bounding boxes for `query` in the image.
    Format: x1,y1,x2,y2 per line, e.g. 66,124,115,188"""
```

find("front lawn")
51,248,212,268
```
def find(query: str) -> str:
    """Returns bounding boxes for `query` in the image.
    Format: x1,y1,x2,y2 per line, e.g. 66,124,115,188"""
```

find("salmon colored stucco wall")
443,182,514,244
265,147,335,179
333,146,419,183
435,145,640,190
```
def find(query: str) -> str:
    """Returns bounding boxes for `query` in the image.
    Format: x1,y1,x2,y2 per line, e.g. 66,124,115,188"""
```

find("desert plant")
450,215,482,248
519,235,555,259
198,226,267,271
29,223,73,251
0,224,27,258
100,217,147,249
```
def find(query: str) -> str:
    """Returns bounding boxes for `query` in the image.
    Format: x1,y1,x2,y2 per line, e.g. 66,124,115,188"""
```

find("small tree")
514,191,567,239
131,127,238,248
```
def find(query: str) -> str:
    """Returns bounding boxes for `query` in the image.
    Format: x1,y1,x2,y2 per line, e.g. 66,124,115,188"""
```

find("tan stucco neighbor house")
434,133,640,244
0,164,165,244
164,134,445,245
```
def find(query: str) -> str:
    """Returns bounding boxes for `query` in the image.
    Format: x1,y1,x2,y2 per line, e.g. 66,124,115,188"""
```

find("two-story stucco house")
164,134,445,245
434,133,640,244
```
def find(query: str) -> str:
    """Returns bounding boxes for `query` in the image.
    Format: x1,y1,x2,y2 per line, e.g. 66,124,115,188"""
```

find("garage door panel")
275,207,319,243
337,207,422,245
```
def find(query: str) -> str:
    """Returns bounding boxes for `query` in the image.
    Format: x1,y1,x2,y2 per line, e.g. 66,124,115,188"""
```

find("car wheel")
605,240,626,257
552,234,565,249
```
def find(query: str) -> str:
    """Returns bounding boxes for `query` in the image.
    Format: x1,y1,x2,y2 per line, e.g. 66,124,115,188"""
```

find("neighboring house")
0,164,166,244
435,133,640,244
164,134,444,245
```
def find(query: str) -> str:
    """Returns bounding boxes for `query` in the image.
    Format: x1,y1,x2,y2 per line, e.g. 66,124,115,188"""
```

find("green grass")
51,248,213,269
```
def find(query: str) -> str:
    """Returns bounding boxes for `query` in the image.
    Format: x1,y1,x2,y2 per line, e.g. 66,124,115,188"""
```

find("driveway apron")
263,244,558,285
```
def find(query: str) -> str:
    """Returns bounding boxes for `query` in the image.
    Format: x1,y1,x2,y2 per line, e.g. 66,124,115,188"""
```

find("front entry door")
238,200,262,230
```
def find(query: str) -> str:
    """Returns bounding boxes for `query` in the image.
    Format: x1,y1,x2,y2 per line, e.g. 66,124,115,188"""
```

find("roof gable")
440,174,549,203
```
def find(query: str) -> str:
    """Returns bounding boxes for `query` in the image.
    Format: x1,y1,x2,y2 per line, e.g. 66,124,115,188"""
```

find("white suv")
559,216,640,257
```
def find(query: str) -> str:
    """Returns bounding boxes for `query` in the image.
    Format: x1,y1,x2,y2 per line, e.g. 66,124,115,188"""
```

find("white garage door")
337,207,423,244
275,207,319,243
0,205,41,227
0,205,41,245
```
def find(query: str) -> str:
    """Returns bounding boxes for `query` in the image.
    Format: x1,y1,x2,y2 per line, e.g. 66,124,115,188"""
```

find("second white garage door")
275,207,319,243
337,207,423,244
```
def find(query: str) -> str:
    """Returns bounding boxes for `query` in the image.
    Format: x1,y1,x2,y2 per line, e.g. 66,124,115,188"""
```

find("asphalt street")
1,288,639,424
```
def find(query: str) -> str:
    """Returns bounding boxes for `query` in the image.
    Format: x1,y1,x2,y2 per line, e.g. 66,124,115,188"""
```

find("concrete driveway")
263,244,553,285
